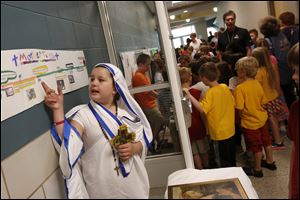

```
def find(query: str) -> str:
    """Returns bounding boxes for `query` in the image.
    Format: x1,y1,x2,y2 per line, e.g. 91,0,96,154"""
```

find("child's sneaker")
242,167,263,178
261,160,277,170
272,142,286,150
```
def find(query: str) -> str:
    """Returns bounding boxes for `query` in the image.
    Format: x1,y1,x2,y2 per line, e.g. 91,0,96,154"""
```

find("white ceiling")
166,1,219,28
144,1,219,28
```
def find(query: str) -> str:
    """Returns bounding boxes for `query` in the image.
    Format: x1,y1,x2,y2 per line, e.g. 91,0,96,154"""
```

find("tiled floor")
150,135,292,199
245,135,292,199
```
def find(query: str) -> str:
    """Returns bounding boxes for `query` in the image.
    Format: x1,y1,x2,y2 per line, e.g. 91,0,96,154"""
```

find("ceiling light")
183,10,188,13
213,7,218,12
172,1,182,4
185,19,190,23
170,15,175,20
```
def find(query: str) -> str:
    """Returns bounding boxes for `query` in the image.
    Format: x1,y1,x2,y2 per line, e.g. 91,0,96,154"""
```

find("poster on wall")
1,49,88,122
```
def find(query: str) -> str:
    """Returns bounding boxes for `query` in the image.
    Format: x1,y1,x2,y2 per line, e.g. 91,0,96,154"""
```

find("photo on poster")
5,87,15,97
168,178,248,199
68,75,75,84
57,80,65,90
65,63,74,69
26,88,36,100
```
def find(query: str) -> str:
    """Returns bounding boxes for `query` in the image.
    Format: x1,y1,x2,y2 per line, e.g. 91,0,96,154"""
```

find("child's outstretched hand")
41,81,64,111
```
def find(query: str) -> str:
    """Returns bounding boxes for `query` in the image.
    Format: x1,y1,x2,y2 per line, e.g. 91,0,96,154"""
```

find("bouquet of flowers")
110,124,136,147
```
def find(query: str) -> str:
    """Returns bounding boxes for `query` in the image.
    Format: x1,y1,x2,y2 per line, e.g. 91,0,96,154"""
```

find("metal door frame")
97,0,194,188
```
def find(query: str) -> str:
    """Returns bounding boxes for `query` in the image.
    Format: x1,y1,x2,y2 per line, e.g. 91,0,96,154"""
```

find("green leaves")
110,124,136,147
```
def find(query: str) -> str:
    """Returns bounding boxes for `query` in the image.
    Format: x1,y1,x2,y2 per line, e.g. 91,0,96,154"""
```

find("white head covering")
92,63,153,148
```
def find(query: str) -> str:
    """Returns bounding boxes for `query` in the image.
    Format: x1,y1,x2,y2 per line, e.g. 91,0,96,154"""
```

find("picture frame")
56,79,65,90
168,178,248,199
26,88,36,100
68,74,75,84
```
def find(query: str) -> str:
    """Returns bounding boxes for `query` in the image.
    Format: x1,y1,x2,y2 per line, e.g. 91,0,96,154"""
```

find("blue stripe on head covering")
115,83,136,115
94,63,116,76
94,63,137,115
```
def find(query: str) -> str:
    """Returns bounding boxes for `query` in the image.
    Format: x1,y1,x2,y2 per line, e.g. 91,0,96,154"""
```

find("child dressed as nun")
42,63,152,198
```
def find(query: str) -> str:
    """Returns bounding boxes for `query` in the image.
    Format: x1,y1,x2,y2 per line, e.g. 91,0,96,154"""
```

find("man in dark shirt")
217,10,251,59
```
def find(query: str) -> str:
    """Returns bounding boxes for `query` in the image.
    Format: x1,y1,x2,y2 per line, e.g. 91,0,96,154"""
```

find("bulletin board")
1,49,88,122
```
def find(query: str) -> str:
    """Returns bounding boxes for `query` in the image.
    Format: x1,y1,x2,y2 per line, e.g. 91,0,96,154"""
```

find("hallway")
150,135,292,199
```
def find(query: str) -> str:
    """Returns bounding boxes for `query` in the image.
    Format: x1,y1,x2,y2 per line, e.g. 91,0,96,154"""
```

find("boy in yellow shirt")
234,56,276,178
184,62,236,168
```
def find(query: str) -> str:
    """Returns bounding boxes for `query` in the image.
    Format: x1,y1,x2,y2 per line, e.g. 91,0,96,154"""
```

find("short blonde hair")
178,67,192,84
199,62,220,81
235,56,259,78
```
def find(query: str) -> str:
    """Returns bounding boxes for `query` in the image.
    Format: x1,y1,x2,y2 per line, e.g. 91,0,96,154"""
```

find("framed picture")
5,87,15,97
56,79,65,90
168,178,248,199
26,88,36,100
68,75,75,84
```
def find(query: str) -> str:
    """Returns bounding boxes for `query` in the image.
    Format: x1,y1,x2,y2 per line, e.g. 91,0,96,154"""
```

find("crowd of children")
133,11,298,198
148,12,298,182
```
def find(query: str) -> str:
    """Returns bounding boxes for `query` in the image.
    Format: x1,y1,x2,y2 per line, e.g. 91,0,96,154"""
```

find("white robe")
72,101,150,198
51,63,152,199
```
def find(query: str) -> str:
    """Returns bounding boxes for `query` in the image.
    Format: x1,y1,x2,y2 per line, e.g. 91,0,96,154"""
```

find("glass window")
172,38,182,48
182,36,190,46
207,27,218,36
171,25,195,38
171,25,196,48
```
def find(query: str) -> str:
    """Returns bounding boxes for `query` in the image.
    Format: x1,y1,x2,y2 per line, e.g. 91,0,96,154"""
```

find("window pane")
207,27,218,36
182,36,190,46
171,25,195,38
172,38,182,48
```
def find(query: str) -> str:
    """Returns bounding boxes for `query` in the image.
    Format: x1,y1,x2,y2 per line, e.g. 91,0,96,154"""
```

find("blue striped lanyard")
88,103,129,177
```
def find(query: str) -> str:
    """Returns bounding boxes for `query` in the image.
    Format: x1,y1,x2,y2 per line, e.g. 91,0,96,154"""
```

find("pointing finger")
41,81,50,93
57,84,63,95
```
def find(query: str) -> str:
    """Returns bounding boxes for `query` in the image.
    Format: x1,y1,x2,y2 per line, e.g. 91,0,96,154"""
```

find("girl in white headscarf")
42,63,152,199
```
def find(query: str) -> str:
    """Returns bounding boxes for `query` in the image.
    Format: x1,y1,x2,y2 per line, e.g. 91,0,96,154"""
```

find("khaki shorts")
191,137,209,155
142,107,164,138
